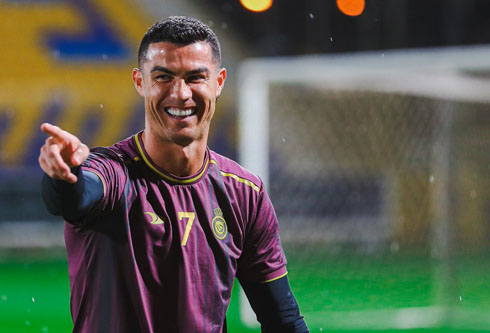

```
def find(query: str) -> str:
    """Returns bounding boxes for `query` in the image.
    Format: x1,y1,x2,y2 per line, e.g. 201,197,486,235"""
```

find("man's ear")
132,68,145,97
216,68,227,99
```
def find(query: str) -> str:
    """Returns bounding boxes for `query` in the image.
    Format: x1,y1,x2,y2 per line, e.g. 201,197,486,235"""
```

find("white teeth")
166,108,194,117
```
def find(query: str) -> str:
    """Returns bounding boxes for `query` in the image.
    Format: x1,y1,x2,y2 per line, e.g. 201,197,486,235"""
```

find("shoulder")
81,136,139,200
208,150,263,193
84,135,138,171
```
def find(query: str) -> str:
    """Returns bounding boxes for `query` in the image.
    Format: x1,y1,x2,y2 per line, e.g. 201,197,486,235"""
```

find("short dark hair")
137,16,221,68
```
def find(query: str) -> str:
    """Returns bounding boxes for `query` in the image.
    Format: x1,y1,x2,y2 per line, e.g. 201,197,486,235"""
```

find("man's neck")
142,131,207,177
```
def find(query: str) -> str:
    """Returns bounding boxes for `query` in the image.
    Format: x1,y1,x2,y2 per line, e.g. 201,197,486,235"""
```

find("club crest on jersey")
212,208,228,240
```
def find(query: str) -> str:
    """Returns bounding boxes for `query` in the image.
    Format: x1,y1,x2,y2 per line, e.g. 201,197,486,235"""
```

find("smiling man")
39,16,308,333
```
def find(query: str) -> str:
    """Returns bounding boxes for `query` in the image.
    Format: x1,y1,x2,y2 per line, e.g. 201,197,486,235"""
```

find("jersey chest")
127,178,243,266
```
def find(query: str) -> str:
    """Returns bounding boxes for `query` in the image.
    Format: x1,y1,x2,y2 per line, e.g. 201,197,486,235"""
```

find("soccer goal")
237,45,490,331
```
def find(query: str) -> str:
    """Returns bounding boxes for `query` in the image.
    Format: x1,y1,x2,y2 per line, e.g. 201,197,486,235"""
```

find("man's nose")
170,79,192,100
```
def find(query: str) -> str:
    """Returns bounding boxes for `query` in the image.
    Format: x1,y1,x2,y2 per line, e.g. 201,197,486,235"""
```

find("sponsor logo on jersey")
144,211,165,225
212,208,228,240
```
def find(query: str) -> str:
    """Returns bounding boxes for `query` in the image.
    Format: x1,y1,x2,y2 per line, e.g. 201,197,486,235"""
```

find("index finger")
41,123,72,142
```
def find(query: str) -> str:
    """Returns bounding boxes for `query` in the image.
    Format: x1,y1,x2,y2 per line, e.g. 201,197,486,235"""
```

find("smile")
165,107,196,117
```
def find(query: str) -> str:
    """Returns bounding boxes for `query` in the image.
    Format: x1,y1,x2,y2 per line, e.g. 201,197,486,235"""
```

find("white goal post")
238,45,490,187
236,45,490,330
237,45,490,245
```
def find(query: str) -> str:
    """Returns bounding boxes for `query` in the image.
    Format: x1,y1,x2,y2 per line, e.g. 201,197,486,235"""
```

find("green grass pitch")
1,245,490,332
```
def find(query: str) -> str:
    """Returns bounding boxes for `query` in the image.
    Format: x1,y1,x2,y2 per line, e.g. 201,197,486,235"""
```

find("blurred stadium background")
1,0,490,332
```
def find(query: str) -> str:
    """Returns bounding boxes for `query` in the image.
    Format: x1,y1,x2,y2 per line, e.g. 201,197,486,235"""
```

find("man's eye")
155,75,171,81
188,75,205,82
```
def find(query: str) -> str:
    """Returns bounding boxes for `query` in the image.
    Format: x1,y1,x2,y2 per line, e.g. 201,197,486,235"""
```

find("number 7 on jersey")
178,212,196,246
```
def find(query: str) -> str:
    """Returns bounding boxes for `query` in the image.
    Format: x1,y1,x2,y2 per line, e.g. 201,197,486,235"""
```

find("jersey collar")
134,132,209,185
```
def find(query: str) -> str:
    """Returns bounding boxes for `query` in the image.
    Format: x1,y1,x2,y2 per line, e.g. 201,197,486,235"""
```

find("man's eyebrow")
187,67,210,75
150,66,175,75
150,66,210,76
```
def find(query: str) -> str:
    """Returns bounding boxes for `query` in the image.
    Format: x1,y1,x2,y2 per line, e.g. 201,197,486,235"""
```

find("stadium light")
240,0,273,12
337,0,365,16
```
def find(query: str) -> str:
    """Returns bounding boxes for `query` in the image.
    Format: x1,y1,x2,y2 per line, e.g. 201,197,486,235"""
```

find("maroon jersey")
64,132,287,332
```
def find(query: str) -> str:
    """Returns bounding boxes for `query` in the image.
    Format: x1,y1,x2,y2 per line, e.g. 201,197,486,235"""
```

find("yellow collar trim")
135,133,209,184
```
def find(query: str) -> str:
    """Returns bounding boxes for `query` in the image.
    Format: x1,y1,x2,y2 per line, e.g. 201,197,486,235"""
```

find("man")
39,16,308,332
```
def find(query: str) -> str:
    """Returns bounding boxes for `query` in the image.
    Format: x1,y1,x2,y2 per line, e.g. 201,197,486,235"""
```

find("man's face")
133,41,226,146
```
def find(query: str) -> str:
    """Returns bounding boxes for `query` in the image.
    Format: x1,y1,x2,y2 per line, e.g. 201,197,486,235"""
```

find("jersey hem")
261,271,288,283
239,266,288,284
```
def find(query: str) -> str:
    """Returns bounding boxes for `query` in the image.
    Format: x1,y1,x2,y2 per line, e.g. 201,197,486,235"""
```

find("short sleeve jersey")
64,132,287,333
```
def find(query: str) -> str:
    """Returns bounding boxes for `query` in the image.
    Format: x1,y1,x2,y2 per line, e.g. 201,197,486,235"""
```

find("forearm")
41,166,103,221
240,275,309,332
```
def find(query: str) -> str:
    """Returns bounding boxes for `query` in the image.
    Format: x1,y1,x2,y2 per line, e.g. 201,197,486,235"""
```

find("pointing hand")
38,123,90,183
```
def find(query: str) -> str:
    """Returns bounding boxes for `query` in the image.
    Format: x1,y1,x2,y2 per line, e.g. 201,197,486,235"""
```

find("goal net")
237,46,490,331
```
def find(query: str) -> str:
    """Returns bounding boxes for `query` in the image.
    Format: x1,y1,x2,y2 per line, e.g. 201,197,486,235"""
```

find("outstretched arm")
240,275,309,332
39,123,103,221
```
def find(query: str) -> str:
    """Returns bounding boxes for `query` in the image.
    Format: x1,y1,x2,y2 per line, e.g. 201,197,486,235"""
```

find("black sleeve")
41,166,104,222
240,275,309,332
